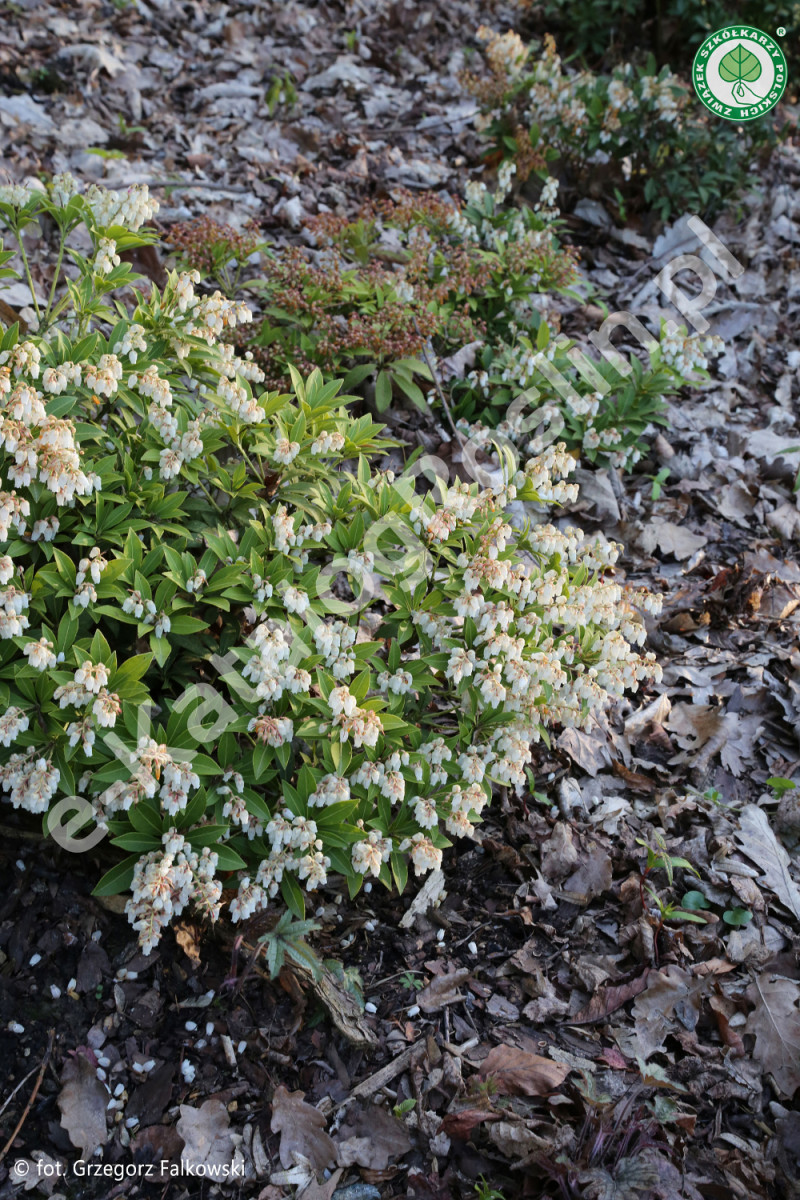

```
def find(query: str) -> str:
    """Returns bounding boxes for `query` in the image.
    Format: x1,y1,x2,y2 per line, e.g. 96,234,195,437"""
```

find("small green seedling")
393,1098,416,1118
650,467,670,501
767,776,796,796
637,832,699,886
475,1178,506,1200
723,907,753,927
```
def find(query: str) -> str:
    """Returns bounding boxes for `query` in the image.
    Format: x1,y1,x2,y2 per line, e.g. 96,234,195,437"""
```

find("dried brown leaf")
438,1108,501,1139
335,1104,411,1170
176,1098,234,1170
571,972,652,1025
735,805,800,920
745,974,800,1097
639,520,707,560
479,1044,569,1096
417,968,471,1013
271,1085,336,1172
58,1051,108,1158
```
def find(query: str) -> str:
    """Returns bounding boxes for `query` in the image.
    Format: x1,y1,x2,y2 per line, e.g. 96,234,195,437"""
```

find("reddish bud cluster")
244,193,497,388
169,216,262,275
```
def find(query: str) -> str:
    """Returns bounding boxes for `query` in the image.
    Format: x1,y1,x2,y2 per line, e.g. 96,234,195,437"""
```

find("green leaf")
185,824,230,848
92,855,139,897
150,633,172,668
128,802,163,838
214,844,248,871
723,907,753,927
390,850,408,894
393,373,427,412
375,370,392,412
281,872,306,919
110,831,161,852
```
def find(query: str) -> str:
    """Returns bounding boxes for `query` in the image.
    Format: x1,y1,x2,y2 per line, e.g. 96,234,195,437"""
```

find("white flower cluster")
242,622,312,704
329,684,384,748
660,328,723,375
85,184,159,231
48,658,122,754
97,737,200,819
271,504,331,563
184,288,252,343
230,808,331,921
125,831,221,954
351,830,393,877
0,752,60,813
0,349,100,508
0,183,34,208
121,589,170,638
477,29,686,156
0,706,29,747
51,172,81,207
477,25,529,80
219,770,263,839
221,438,664,932
113,324,147,363
93,238,120,276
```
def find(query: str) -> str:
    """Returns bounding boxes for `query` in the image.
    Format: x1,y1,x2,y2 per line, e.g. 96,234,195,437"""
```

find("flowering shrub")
446,174,723,469
466,28,776,220
0,179,667,953
173,181,716,470
171,189,576,405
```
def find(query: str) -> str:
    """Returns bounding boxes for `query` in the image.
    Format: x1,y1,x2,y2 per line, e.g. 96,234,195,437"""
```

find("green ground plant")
172,183,720,470
466,27,778,221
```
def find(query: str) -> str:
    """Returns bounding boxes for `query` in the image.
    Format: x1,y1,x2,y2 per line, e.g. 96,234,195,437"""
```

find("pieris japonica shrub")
445,173,723,469
0,177,663,954
174,188,577,411
174,182,716,470
466,28,774,220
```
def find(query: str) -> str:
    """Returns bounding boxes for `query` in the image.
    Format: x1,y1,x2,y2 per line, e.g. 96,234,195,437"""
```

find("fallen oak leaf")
174,922,203,963
690,957,738,978
709,995,745,1056
270,1085,337,1172
176,1099,234,1170
560,842,613,905
598,1047,628,1070
478,1044,569,1096
611,760,657,793
297,1167,344,1200
735,805,800,921
638,520,707,560
58,1049,108,1158
335,1103,411,1169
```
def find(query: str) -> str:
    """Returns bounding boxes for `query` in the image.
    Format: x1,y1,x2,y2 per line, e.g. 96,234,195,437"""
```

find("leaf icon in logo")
718,45,763,101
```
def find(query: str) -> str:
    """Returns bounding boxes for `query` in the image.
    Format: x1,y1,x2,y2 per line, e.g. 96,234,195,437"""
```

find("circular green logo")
693,26,787,121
